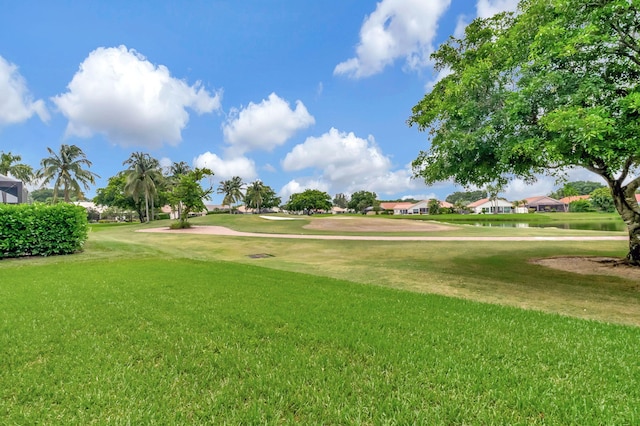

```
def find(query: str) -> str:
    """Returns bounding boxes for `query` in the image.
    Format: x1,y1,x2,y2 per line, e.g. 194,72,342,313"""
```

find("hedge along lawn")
1,257,639,424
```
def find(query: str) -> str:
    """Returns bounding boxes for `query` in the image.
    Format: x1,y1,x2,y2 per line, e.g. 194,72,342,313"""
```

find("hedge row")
0,203,89,259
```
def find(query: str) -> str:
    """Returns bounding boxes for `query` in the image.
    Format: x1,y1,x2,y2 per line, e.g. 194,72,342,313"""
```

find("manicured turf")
1,215,638,423
1,256,639,424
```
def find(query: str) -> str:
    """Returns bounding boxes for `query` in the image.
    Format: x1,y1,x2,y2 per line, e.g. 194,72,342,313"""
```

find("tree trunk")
144,190,150,223
611,183,640,265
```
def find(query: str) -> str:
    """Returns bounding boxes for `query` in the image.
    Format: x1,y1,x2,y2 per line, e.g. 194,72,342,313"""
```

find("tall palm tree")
38,144,99,202
0,151,34,204
217,176,244,214
123,152,162,222
245,180,265,214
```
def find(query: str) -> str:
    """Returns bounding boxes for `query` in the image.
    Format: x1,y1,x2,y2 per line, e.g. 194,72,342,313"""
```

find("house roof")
467,198,512,208
467,198,490,208
559,195,590,204
379,202,399,210
392,202,414,210
525,195,564,205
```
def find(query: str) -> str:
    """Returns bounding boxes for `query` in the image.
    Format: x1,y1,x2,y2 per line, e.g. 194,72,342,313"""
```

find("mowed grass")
1,257,639,424
1,215,639,423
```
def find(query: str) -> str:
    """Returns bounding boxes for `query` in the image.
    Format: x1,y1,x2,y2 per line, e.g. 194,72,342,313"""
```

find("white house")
467,198,514,214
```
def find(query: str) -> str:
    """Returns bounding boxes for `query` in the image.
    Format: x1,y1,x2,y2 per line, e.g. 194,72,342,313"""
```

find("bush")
169,221,192,229
0,203,89,258
156,212,170,220
568,199,593,212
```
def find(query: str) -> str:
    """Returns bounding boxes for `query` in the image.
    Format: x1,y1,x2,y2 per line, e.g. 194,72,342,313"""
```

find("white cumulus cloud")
334,0,451,78
52,45,221,148
222,93,314,154
476,0,519,18
0,55,49,126
279,179,331,201
282,127,420,195
193,151,257,182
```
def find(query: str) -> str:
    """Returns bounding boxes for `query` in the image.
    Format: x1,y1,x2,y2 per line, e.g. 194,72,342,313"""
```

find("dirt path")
138,225,627,241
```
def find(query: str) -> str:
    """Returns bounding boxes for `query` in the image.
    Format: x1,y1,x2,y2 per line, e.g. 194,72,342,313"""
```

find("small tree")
590,187,615,213
428,199,441,215
332,193,349,208
170,168,214,228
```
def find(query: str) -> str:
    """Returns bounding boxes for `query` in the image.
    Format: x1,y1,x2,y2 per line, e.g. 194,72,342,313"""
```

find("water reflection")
454,221,625,231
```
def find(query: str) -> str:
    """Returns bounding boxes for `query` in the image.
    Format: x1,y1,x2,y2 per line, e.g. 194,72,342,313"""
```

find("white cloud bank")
53,45,221,148
222,93,314,154
0,55,49,126
193,152,257,182
282,127,420,196
334,0,451,78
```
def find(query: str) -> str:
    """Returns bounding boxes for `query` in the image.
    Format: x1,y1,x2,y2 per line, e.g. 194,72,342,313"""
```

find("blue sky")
1,0,576,205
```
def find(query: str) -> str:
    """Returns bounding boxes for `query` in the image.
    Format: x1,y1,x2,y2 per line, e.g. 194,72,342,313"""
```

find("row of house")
378,195,600,216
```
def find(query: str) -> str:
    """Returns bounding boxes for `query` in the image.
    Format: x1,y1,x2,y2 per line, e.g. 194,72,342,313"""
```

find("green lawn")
1,215,638,423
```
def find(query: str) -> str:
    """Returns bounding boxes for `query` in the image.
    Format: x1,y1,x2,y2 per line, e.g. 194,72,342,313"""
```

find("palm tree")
38,144,99,202
245,180,266,214
123,152,162,222
0,152,34,204
217,176,244,214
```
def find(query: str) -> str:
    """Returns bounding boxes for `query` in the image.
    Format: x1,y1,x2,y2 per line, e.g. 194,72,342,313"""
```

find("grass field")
1,214,638,423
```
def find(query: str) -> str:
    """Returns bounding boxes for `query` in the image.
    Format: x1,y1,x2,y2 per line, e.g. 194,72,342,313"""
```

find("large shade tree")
38,144,99,202
217,176,244,214
285,189,332,213
123,152,162,222
409,0,640,264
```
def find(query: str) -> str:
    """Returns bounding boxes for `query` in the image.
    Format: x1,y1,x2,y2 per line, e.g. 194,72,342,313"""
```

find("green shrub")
156,212,171,220
169,220,192,229
0,203,88,258
568,199,593,212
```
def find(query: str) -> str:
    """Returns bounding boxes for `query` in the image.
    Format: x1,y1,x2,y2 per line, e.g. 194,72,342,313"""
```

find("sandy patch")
531,257,640,282
303,217,456,232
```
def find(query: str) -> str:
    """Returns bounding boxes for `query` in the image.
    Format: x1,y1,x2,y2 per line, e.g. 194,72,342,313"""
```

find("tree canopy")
348,190,377,213
285,189,332,212
38,144,99,203
445,190,488,205
409,0,640,263
169,168,213,227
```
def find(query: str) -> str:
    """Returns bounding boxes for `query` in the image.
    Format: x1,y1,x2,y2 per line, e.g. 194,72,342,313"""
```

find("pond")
449,221,626,231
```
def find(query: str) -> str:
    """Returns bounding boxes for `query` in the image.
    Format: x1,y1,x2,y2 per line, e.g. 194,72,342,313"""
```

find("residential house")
0,174,26,204
525,196,566,212
467,198,514,214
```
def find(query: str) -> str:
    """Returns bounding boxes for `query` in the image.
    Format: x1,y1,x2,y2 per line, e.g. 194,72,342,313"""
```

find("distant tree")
348,190,377,213
245,180,280,213
94,172,144,221
332,193,349,208
260,186,281,211
286,189,332,213
590,187,615,213
170,168,214,228
123,152,162,222
217,176,244,214
29,188,55,204
445,190,488,206
549,181,604,199
428,199,441,215
38,144,99,203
